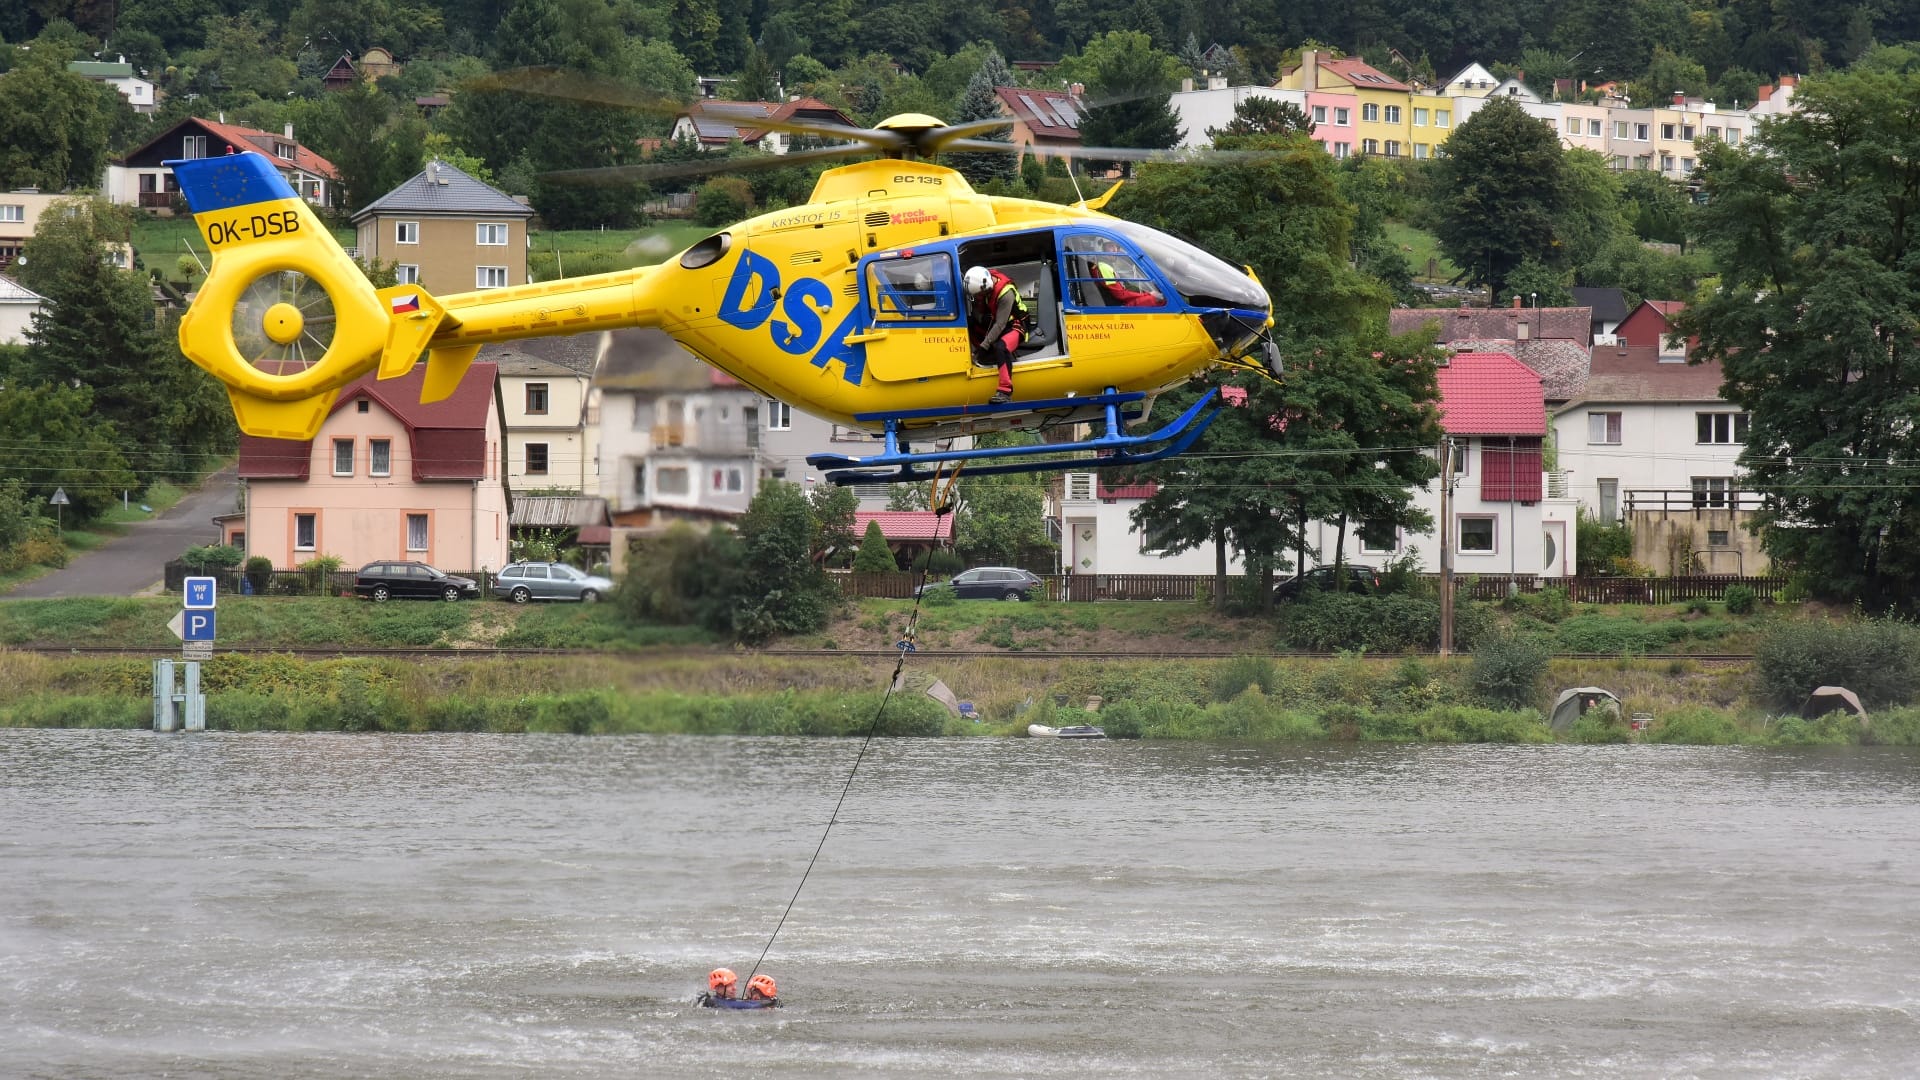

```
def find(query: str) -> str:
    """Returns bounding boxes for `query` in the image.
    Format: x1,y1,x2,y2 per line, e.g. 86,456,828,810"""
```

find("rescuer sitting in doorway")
964,264,1031,404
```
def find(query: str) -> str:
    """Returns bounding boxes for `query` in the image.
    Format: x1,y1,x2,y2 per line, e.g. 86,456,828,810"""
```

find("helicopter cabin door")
856,250,969,382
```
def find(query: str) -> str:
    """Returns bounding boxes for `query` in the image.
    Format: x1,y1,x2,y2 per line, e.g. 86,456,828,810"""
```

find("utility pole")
1438,438,1454,657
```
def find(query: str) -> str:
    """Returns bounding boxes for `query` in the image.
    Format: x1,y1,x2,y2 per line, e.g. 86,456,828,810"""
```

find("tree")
852,520,899,572
954,434,1053,567
808,482,859,566
734,45,780,103
0,41,124,192
1674,60,1920,610
296,85,428,214
1068,31,1186,171
1207,95,1315,142
948,48,1017,189
731,480,841,641
1432,96,1566,299
0,383,138,522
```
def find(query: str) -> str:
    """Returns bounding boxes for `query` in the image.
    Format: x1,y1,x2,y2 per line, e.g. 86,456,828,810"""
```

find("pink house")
238,363,510,572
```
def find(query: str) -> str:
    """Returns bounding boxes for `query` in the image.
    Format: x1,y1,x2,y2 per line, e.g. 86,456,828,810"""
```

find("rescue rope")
744,466,962,987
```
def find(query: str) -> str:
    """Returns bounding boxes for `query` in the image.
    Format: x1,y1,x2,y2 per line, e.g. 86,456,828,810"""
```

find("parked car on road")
1273,565,1380,602
354,561,481,602
492,561,614,603
915,566,1045,601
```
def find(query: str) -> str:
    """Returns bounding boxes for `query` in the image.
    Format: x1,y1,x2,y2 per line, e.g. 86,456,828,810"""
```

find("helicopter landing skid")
809,389,1221,484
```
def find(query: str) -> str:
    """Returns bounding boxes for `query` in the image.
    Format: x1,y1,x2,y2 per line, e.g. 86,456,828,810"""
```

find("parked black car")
915,566,1045,601
1273,565,1380,602
354,561,481,602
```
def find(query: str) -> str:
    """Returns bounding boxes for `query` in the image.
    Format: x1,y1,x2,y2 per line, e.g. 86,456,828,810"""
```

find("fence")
828,570,1787,605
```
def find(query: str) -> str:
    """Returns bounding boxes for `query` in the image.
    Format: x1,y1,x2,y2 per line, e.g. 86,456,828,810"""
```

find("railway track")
4,643,1760,663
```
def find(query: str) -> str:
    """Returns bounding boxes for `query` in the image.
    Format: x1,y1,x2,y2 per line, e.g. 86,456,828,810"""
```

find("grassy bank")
4,649,1913,746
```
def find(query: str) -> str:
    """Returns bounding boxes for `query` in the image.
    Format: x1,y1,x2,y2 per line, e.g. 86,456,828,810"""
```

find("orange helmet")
747,974,777,999
708,968,737,994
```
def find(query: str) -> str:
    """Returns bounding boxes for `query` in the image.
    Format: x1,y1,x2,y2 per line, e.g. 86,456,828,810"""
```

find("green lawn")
1384,221,1460,282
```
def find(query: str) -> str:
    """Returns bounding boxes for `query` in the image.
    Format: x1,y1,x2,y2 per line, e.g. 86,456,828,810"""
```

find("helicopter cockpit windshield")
1101,219,1270,314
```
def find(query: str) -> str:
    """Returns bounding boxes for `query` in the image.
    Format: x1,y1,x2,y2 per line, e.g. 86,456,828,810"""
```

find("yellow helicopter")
170,100,1277,481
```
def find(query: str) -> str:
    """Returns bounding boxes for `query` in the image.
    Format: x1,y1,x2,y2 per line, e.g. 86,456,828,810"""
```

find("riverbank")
4,649,1914,745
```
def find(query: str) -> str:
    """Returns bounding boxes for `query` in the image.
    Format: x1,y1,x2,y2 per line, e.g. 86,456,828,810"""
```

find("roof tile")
1436,352,1546,436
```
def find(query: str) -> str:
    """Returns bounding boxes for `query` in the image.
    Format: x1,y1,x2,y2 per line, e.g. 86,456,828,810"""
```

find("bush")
1469,633,1550,708
296,554,345,595
1280,594,1443,652
181,544,244,571
852,520,898,572
1753,618,1920,709
1211,654,1276,702
1723,584,1757,615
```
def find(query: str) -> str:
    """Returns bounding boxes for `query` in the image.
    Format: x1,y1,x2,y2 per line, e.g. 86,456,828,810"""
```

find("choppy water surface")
3,732,1917,1078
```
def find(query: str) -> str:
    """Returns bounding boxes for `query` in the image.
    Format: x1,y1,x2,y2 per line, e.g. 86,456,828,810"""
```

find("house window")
0,204,22,223
1707,126,1721,140
396,221,419,244
1692,477,1733,508
525,383,549,415
633,465,647,498
1384,140,1401,157
1614,120,1630,139
1413,143,1429,159
406,513,428,552
1312,105,1327,124
1434,109,1449,127
1334,107,1350,125
1361,138,1379,155
1681,157,1694,172
1383,104,1401,123
711,467,744,493
1588,411,1623,444
525,443,549,474
370,439,391,477
1636,123,1650,141
476,266,508,289
767,399,792,429
1597,479,1619,523
396,264,419,284
332,438,354,476
1459,516,1496,552
182,135,207,159
1682,124,1695,140
476,223,508,246
1415,108,1429,127
1566,117,1581,134
656,466,690,495
1362,103,1379,122
1697,412,1750,444
357,399,370,413
1614,155,1629,169
274,141,295,159
1726,130,1739,145
1359,518,1398,554
1661,123,1676,140
1589,119,1602,137
1332,142,1351,159
1708,529,1730,547
1450,438,1470,475
294,513,317,551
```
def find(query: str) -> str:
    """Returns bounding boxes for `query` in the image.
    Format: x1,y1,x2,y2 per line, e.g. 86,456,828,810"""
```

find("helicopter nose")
1199,308,1270,358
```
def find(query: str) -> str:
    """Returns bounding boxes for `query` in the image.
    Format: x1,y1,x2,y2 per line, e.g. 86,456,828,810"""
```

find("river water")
3,731,1917,1078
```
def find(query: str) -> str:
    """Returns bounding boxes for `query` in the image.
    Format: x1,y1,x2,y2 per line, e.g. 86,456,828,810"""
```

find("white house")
1168,83,1306,149
485,336,600,495
68,59,155,112
1552,344,1760,574
0,275,45,343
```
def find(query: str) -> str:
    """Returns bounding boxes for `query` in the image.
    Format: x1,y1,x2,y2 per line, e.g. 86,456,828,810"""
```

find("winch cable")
744,466,962,986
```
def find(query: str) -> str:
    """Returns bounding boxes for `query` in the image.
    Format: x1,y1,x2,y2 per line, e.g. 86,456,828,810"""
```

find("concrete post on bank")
152,659,206,732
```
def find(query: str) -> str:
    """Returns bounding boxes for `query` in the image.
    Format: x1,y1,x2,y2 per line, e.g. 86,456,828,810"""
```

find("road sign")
182,641,212,661
168,610,185,640
182,610,216,641
184,576,218,609
49,487,69,506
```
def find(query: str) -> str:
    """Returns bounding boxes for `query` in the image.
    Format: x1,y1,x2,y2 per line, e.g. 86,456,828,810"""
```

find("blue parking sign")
184,576,217,609
183,611,216,641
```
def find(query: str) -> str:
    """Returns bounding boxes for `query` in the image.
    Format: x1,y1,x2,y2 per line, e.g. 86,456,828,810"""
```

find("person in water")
744,973,778,1003
696,967,737,1006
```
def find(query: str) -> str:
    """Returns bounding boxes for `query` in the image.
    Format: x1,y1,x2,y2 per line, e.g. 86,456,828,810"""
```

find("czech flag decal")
391,293,421,314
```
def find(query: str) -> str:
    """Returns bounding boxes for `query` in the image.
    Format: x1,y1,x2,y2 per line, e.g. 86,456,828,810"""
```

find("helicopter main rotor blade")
470,66,690,115
697,105,909,152
543,142,870,186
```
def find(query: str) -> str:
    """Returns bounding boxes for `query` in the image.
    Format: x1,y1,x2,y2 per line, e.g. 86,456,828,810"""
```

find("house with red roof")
669,98,859,154
1056,352,1579,579
1552,344,1760,575
105,118,340,211
992,85,1086,164
1615,299,1691,360
235,363,509,572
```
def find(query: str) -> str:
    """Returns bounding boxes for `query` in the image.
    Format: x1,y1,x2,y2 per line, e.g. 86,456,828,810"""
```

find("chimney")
1207,76,1227,91
1181,77,1194,93
1069,82,1084,99
284,122,294,140
218,111,225,124
1511,295,1522,309
1672,91,1686,106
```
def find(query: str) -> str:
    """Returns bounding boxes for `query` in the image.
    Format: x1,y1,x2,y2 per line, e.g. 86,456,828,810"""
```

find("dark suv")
354,561,481,602
917,566,1045,601
1273,565,1380,602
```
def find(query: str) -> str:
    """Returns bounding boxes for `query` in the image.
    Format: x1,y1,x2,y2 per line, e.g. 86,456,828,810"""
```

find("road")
5,466,239,599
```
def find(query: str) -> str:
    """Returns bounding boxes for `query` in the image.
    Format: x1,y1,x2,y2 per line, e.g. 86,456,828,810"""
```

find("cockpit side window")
866,253,959,321
1061,233,1168,309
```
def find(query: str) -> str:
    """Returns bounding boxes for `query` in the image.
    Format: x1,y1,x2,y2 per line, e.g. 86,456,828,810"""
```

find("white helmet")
963,266,994,297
